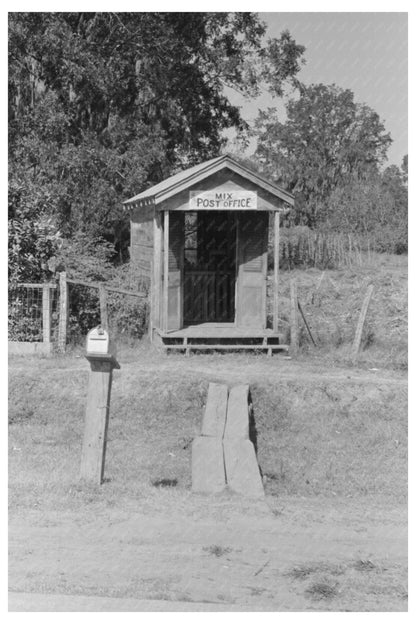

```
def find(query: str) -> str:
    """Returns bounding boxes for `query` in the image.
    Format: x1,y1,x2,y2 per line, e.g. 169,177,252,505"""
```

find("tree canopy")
254,84,393,226
8,12,305,280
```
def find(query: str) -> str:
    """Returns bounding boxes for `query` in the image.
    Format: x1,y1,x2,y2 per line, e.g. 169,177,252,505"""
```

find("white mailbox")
86,326,110,354
85,326,119,369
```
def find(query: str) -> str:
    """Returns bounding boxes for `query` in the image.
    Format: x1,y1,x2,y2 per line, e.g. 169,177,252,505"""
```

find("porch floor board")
158,325,282,339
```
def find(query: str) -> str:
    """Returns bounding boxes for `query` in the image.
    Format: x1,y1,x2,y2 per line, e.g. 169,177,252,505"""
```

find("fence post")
58,271,68,353
42,283,52,343
290,278,299,354
99,284,108,330
351,284,374,364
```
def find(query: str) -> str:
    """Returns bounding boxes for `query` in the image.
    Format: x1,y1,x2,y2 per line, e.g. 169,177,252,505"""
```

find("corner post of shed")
273,211,280,333
163,210,169,332
152,210,163,340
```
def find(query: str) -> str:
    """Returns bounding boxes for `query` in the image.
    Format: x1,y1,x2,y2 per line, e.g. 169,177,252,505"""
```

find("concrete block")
223,384,250,440
223,438,264,498
191,437,226,493
201,383,228,438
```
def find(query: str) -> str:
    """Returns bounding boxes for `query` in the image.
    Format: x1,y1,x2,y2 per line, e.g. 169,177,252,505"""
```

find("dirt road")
9,494,407,612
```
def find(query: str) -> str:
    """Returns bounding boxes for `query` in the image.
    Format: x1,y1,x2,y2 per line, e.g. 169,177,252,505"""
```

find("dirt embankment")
9,353,407,611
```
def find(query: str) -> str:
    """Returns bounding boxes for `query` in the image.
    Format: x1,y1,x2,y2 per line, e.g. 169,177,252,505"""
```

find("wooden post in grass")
298,300,317,347
351,285,374,364
99,284,108,330
289,278,299,354
57,272,68,353
42,283,52,344
80,328,120,485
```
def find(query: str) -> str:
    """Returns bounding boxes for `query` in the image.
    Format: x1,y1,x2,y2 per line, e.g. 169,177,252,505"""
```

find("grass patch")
8,327,407,515
284,557,407,610
251,378,407,498
274,254,407,370
286,562,345,580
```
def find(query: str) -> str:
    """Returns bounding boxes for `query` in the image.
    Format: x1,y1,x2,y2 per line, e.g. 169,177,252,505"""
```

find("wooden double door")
165,210,268,331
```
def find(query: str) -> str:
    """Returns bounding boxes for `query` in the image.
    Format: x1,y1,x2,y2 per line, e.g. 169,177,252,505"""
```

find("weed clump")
305,579,338,600
152,478,178,488
203,545,232,558
353,559,376,572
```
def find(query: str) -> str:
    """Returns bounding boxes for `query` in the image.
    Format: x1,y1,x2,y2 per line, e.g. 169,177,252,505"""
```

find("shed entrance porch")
165,209,269,332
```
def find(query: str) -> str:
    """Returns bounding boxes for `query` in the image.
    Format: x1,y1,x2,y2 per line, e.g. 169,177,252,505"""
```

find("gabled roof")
123,155,294,208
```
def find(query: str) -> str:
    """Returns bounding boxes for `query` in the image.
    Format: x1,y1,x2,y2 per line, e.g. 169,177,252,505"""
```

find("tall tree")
9,12,305,271
254,84,392,226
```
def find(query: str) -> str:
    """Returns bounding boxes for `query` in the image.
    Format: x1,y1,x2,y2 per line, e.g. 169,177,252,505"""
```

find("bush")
323,175,407,254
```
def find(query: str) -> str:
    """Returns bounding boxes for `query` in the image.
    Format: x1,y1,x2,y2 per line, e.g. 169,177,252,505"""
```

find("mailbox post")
80,326,120,485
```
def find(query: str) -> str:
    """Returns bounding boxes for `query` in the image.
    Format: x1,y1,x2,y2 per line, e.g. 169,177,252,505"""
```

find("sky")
226,12,408,167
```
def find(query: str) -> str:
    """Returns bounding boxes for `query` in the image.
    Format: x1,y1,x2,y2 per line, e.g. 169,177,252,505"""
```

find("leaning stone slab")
191,437,226,493
223,438,264,498
201,383,228,438
223,384,250,440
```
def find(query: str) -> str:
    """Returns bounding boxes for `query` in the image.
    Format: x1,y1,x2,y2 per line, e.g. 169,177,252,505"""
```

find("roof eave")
122,155,294,208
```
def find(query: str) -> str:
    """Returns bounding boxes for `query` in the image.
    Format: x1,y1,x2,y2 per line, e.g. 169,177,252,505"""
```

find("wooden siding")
129,205,154,278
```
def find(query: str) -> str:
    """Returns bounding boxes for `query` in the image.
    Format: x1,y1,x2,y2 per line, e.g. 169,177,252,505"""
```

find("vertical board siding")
130,205,154,279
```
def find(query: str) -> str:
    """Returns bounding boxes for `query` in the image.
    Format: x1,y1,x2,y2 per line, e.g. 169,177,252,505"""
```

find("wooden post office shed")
123,155,294,354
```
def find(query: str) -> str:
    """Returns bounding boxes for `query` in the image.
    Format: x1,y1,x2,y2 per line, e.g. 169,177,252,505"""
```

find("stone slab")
201,382,228,438
223,384,250,440
191,436,226,493
223,438,264,498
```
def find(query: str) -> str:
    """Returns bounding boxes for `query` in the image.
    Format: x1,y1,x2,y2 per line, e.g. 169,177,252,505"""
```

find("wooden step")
163,343,289,356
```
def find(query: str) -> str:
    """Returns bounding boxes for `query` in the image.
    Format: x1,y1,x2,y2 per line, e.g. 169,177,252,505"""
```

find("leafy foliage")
325,166,407,253
52,232,116,282
254,84,392,227
9,12,305,261
8,180,61,284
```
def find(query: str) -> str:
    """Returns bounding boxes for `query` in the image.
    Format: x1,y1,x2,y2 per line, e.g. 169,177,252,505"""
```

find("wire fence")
8,275,149,349
8,284,59,342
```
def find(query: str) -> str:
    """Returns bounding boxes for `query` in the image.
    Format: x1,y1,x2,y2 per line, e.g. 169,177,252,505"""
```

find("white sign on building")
189,189,258,210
